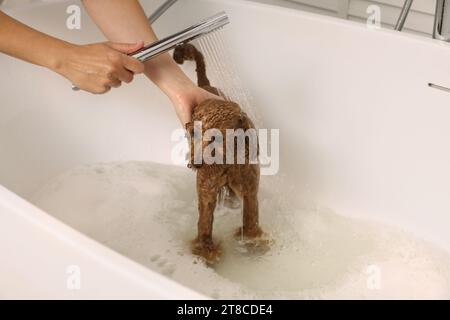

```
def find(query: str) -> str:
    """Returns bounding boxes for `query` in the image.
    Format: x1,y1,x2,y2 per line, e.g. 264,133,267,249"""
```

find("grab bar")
395,0,450,41
148,0,178,24
395,0,413,31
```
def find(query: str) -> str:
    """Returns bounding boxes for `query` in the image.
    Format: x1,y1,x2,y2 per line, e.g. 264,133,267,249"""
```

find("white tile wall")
250,0,436,37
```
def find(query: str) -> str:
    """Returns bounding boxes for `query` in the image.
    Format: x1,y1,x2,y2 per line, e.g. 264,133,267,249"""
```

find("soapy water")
32,161,450,299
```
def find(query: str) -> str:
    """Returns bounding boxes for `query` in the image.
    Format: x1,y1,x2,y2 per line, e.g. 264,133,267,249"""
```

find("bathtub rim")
209,0,450,50
0,184,207,299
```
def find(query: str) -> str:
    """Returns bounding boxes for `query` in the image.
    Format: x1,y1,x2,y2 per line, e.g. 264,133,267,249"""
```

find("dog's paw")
234,227,273,254
191,238,222,266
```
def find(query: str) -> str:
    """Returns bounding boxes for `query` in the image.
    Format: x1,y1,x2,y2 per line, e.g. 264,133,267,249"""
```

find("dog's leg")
197,191,217,245
242,192,263,238
231,167,270,252
229,166,263,239
237,192,272,253
192,175,222,265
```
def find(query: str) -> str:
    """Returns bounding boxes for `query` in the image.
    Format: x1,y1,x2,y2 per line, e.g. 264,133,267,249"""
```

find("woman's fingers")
107,41,145,74
114,68,134,83
78,75,121,94
58,41,145,94
122,55,145,74
106,41,144,54
108,78,122,88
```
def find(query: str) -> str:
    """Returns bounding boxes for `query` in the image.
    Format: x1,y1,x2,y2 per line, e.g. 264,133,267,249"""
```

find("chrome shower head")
131,11,230,62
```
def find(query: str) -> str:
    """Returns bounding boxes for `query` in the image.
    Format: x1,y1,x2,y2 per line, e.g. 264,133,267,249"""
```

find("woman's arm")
82,0,219,124
0,10,64,70
0,10,144,93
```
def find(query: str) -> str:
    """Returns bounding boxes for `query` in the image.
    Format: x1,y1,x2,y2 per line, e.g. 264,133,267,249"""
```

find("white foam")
32,162,450,299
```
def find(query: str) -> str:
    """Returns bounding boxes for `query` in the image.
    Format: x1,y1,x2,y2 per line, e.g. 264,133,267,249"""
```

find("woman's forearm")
0,10,145,94
82,0,157,44
0,10,68,70
82,0,196,97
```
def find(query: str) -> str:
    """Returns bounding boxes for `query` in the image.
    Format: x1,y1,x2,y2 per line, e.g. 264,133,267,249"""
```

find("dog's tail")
173,43,220,96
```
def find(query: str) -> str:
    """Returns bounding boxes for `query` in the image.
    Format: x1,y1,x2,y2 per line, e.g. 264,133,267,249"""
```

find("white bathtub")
1,0,450,299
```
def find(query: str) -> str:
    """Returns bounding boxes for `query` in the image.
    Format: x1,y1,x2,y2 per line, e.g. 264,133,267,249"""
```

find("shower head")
72,12,229,91
131,11,230,62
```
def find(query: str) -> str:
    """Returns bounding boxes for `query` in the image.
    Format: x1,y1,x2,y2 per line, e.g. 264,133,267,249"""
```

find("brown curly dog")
173,43,267,265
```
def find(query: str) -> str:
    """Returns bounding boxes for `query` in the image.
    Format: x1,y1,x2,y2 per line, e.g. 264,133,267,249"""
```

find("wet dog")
173,44,267,265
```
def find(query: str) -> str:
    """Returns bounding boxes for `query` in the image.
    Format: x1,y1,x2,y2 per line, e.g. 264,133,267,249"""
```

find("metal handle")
434,0,450,41
395,0,450,42
148,0,178,24
395,0,413,31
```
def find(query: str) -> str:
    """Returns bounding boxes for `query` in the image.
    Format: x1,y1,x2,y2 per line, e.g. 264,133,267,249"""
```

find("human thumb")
106,41,145,54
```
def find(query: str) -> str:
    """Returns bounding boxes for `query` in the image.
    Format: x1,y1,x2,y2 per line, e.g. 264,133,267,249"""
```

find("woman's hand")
54,41,145,94
170,85,222,125
143,53,222,125
0,11,145,94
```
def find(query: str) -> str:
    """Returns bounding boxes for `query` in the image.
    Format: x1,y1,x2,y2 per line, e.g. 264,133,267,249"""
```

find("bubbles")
32,162,450,299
